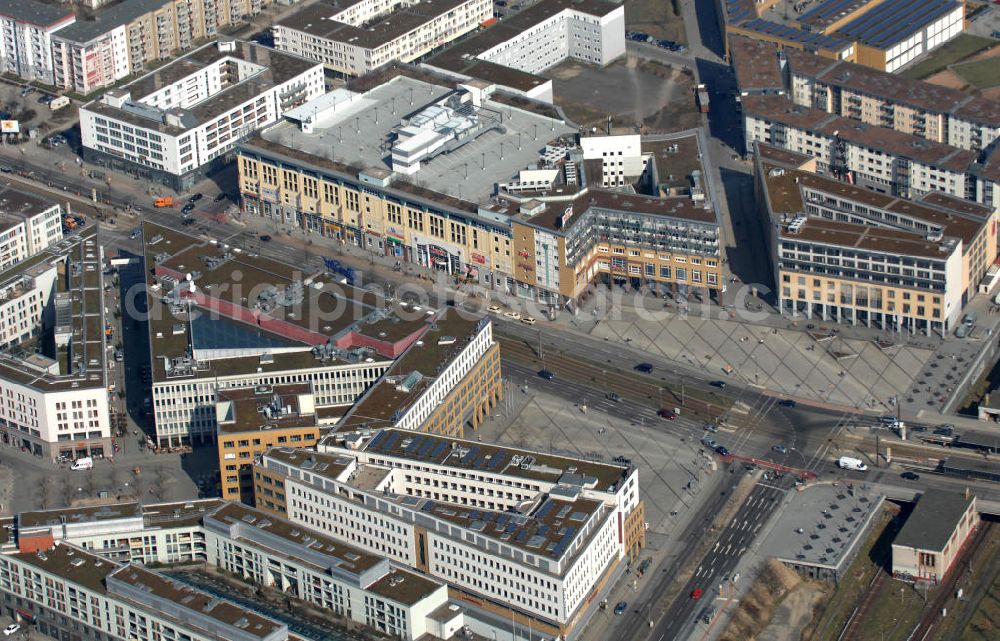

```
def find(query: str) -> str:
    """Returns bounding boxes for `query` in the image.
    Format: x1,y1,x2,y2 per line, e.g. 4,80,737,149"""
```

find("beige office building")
755,144,998,336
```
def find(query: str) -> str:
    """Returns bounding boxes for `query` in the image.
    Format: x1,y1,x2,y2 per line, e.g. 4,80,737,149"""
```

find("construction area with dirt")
720,500,1000,641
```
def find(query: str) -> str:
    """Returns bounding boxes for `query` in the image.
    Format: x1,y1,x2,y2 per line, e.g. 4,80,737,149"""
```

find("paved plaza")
595,313,932,413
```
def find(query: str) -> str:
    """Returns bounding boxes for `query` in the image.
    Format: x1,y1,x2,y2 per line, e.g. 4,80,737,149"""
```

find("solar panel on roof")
474,458,488,469
384,431,400,450
536,501,555,519
431,442,448,459
418,439,435,458
421,501,435,512
460,446,479,465
515,530,528,543
489,453,507,469
405,436,423,455
506,522,518,533
496,514,510,528
368,431,387,450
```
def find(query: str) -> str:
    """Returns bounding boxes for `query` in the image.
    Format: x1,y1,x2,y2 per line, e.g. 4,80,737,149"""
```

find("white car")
521,316,536,325
488,305,502,313
503,311,521,320
4,623,20,636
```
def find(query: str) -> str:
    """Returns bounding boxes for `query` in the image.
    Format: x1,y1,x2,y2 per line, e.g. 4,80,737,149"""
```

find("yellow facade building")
216,383,321,503
756,143,997,336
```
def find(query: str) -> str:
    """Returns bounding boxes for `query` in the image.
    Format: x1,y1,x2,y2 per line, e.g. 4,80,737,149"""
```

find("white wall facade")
80,45,325,180
275,0,491,77
274,440,641,627
152,360,390,443
884,5,963,74
51,26,131,95
396,320,492,430
0,265,56,350
205,527,449,641
0,205,63,271
0,12,74,84
476,5,624,74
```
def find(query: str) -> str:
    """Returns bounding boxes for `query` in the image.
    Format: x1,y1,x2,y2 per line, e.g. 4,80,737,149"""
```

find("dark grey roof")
0,0,73,27
53,0,166,44
893,490,974,552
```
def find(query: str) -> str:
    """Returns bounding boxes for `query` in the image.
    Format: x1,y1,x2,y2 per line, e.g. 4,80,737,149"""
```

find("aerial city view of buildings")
0,0,997,640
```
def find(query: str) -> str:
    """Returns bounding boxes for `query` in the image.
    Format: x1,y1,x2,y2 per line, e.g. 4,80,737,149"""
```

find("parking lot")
0,81,75,141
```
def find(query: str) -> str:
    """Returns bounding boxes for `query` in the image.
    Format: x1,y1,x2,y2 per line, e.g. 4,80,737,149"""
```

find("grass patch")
963,575,1000,641
624,0,687,43
952,58,1000,89
900,34,996,80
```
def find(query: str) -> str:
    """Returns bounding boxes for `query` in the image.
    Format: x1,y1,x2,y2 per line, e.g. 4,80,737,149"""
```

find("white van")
71,457,93,471
837,456,868,471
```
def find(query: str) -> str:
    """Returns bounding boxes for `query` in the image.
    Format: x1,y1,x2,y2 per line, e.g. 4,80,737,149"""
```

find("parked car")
488,305,502,313
181,218,196,226
503,310,522,320
259,234,271,241
182,203,195,213
634,363,654,373
704,423,718,433
701,436,718,449
778,399,796,407
3,624,20,636
606,392,623,402
188,193,203,202
538,369,555,380
214,192,228,202
772,444,788,455
709,380,726,389
900,471,920,481
715,445,730,457
657,408,676,420
521,316,536,325
614,601,628,616
19,86,34,97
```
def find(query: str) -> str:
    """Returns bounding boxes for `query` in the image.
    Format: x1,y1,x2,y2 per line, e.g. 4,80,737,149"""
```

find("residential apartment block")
274,0,492,77
237,71,721,306
0,500,465,641
80,40,325,190
0,0,75,85
739,94,1000,209
49,0,266,94
754,143,998,335
749,44,1000,154
423,0,625,101
216,383,321,502
0,227,112,460
718,0,963,72
255,430,644,640
0,181,64,272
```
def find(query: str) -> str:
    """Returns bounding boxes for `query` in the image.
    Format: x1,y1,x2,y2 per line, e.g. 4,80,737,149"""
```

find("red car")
690,588,703,600
658,409,676,420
